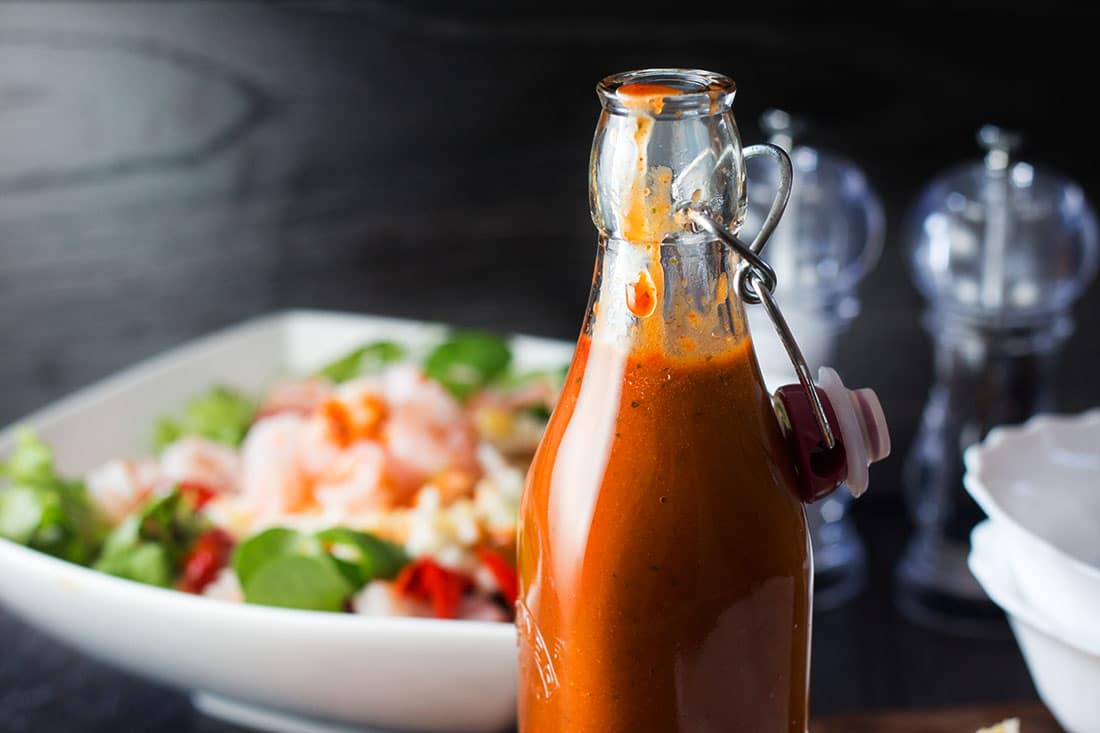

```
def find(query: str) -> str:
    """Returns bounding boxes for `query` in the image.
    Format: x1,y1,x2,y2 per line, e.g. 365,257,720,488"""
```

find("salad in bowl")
0,330,564,624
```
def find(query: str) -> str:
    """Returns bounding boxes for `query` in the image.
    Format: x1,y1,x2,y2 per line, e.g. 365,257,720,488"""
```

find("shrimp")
86,458,161,525
236,367,483,523
256,377,334,419
381,365,481,494
320,377,389,448
239,413,311,517
301,369,480,503
293,376,388,476
312,441,401,513
297,412,343,479
159,436,241,495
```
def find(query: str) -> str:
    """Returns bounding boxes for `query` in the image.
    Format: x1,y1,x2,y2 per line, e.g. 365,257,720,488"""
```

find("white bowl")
963,409,1100,638
970,519,1100,733
0,310,575,733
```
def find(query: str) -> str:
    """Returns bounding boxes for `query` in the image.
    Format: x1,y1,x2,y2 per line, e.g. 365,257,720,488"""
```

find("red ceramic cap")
774,367,891,502
774,383,847,503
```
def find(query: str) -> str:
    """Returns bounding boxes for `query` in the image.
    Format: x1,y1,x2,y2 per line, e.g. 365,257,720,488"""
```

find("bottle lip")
596,68,736,119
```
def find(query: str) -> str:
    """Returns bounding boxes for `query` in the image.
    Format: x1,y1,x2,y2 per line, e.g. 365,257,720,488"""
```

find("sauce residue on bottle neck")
603,81,742,359
615,82,684,115
617,82,686,246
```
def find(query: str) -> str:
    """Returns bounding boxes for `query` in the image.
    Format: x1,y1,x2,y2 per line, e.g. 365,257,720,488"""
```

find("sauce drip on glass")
626,269,657,318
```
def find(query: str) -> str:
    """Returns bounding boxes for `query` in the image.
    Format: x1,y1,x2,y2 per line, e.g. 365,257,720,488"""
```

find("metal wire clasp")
686,143,837,450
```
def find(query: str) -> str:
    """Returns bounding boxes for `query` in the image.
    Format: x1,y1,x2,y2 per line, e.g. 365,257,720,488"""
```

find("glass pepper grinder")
744,109,885,610
896,125,1099,634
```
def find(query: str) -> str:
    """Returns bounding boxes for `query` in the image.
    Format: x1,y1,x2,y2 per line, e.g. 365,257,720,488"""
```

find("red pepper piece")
178,481,218,510
178,528,235,594
393,558,473,619
476,547,518,607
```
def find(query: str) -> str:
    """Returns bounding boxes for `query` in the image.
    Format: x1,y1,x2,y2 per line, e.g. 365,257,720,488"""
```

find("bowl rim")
963,408,1100,583
969,519,1100,656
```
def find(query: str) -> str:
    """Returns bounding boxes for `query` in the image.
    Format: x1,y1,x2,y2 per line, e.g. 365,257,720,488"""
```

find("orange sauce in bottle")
517,77,811,733
518,333,810,732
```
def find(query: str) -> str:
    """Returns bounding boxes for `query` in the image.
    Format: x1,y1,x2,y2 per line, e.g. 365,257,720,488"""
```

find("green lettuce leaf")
0,429,106,564
136,491,208,567
315,527,408,588
92,488,207,586
0,485,49,545
92,519,174,587
153,386,255,452
0,429,55,485
318,341,406,383
424,332,512,400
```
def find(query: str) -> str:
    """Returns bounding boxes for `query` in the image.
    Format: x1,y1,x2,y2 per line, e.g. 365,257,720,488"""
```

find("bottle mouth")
597,68,736,119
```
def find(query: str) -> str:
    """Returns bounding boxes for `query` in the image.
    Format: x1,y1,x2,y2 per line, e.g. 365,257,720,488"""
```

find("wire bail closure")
685,143,837,450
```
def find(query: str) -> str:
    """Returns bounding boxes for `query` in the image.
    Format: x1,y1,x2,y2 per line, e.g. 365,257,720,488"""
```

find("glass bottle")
517,69,889,733
896,125,1099,634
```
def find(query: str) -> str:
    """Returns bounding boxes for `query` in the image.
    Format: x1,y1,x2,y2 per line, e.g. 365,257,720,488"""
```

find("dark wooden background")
1,2,1098,731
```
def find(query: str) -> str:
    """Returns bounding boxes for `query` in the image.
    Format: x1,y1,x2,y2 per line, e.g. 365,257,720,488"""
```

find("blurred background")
1,1,1097,729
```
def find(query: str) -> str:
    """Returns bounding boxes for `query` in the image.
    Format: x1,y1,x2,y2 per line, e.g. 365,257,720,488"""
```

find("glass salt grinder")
745,109,885,610
896,125,1099,634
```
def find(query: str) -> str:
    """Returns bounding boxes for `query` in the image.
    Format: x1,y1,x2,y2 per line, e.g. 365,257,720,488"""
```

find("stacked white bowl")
964,409,1100,733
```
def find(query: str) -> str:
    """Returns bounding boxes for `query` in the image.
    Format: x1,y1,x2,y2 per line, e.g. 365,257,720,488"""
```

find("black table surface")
1,3,1098,731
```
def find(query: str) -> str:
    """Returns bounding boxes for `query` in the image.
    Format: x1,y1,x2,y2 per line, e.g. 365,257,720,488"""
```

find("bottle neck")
585,70,751,361
583,235,750,359
591,71,744,243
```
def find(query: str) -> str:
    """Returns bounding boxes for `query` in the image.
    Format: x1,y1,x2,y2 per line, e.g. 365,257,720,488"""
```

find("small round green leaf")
424,332,512,400
242,555,353,612
233,528,322,587
315,527,408,587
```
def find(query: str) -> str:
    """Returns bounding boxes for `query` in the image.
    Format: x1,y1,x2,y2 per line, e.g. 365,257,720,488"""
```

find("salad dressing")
518,75,811,732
